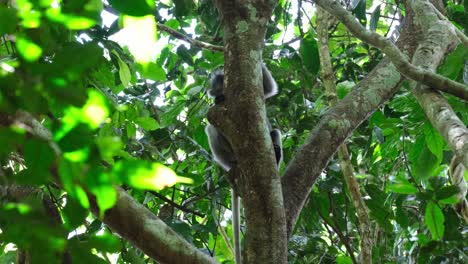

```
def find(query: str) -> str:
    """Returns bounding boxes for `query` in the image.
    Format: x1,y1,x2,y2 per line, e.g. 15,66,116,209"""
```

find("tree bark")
281,0,426,235
90,188,219,264
409,0,468,168
210,0,288,263
0,112,218,264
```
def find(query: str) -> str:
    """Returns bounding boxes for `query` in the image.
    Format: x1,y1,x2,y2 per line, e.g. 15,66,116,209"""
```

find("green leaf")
16,36,43,62
0,128,24,158
17,139,55,185
113,160,192,191
395,205,409,228
439,196,459,205
435,185,460,200
87,219,103,234
58,124,94,152
300,34,320,76
177,45,194,65
423,123,445,163
89,61,115,88
336,81,354,99
109,0,154,16
174,0,196,17
126,122,136,138
438,45,468,79
160,101,185,127
55,90,109,141
50,42,103,85
373,125,385,144
369,5,381,32
45,8,96,30
0,7,18,34
336,255,353,264
388,182,418,194
117,55,131,86
92,185,118,216
365,184,387,205
410,136,439,180
87,232,121,253
135,117,160,131
351,0,367,25
139,62,166,81
62,197,88,230
96,136,123,163
424,202,445,240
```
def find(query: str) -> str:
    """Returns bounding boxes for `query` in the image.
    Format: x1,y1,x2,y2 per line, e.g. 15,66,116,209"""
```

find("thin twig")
148,190,205,217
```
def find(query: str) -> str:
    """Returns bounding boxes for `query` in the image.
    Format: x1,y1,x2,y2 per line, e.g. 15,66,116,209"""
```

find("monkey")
205,123,282,264
205,123,283,171
205,63,283,171
205,64,282,264
207,63,278,103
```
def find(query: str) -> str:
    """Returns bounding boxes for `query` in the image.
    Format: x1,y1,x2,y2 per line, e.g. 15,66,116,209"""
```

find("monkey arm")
205,124,236,171
270,129,283,165
207,70,224,99
261,64,278,99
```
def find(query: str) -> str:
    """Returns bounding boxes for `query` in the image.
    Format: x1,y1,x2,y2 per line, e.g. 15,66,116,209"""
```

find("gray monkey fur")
207,64,278,101
205,123,283,171
205,63,282,171
205,64,281,264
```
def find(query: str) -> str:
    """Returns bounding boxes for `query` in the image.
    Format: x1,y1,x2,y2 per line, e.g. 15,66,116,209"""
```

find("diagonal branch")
0,111,219,264
312,0,468,101
281,0,427,235
408,0,468,168
281,56,405,236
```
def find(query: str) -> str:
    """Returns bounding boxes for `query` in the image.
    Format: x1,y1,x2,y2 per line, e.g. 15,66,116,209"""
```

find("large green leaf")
423,123,445,163
369,5,381,32
435,185,460,201
410,136,440,180
300,34,320,76
108,0,154,16
424,202,445,240
0,7,18,34
438,45,468,80
387,182,418,194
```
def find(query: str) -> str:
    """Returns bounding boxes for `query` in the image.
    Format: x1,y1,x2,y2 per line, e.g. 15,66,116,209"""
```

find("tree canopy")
0,0,467,263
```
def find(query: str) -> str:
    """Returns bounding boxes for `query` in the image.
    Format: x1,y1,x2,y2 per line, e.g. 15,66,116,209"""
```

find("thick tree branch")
281,57,404,236
281,0,427,235
0,111,218,264
211,0,287,263
313,0,468,100
450,155,468,222
90,188,219,264
409,0,468,168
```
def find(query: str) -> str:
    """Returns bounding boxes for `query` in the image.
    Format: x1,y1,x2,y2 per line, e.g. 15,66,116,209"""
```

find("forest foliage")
0,0,467,263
